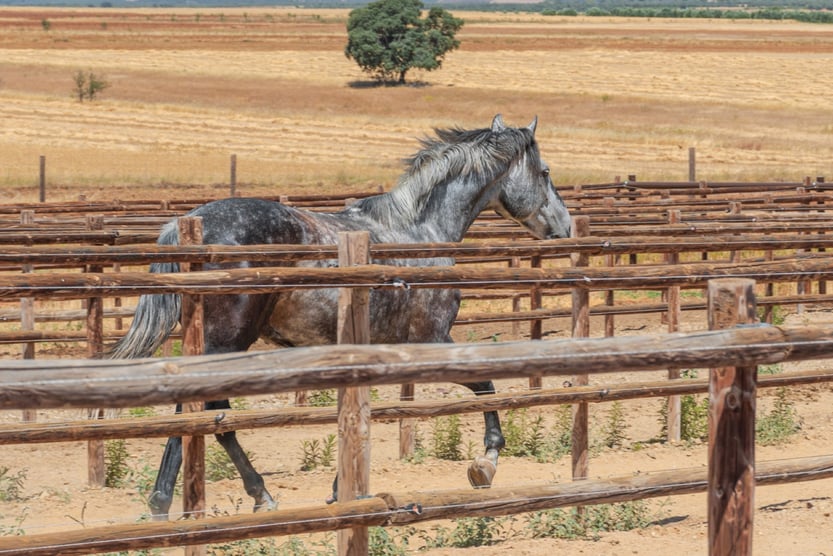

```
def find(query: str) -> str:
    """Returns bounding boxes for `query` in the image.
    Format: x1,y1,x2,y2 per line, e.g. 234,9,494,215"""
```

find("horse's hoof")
147,491,171,521
253,497,278,513
467,456,497,489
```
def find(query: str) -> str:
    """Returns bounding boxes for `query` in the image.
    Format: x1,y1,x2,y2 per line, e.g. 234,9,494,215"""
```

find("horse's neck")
419,177,496,242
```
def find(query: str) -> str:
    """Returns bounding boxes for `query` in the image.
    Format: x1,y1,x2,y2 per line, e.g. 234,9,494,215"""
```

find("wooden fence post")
230,154,237,198
179,217,206,556
666,209,682,442
39,155,45,202
571,216,591,482
336,231,371,556
20,210,37,423
528,254,543,390
689,147,696,182
86,215,106,487
707,278,757,556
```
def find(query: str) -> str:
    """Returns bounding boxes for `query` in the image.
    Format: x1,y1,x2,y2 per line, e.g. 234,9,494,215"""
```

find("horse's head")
487,115,572,239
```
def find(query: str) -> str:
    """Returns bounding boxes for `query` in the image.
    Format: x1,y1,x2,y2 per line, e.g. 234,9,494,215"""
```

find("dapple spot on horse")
107,115,571,519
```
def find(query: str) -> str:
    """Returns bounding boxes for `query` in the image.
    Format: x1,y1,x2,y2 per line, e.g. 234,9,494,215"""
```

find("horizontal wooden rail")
2,256,833,300
2,367,829,445
1,454,830,556
1,323,832,410
2,233,833,266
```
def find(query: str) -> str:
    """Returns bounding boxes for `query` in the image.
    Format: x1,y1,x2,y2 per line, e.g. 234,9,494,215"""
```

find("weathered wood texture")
708,279,758,556
2,368,829,446
571,216,591,481
6,257,833,300
2,324,832,411
178,218,207,550
1,454,831,556
5,233,833,266
336,231,372,556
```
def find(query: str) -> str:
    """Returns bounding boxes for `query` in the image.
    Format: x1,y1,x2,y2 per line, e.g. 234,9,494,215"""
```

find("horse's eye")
541,169,550,179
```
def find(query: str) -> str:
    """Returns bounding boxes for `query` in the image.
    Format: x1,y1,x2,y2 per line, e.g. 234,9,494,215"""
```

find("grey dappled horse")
108,115,571,519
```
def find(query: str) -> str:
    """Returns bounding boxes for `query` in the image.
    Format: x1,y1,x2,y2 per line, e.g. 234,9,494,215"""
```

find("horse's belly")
262,289,412,347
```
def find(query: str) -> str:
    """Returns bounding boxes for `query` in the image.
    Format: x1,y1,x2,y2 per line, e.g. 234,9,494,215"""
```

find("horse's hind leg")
207,400,277,513
462,381,505,489
148,405,183,520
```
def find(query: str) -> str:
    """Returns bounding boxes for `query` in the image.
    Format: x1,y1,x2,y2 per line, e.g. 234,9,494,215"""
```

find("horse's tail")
106,221,182,360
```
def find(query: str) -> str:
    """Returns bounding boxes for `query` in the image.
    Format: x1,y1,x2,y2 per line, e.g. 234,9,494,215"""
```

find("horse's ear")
527,116,538,135
491,114,506,132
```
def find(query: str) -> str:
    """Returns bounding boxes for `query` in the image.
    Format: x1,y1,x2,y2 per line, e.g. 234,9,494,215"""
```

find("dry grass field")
2,7,833,203
4,8,833,556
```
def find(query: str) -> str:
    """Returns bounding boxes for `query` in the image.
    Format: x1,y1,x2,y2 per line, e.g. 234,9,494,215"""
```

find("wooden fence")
2,182,833,554
1,276,833,555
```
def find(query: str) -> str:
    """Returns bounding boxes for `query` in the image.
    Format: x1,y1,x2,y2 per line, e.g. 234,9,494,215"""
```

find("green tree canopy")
345,0,464,85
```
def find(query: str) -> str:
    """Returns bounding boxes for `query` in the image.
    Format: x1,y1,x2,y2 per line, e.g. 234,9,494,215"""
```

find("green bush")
104,439,131,487
757,388,801,445
431,415,463,461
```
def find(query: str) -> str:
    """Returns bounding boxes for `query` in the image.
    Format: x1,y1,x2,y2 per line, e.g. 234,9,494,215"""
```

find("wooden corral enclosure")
2,177,833,555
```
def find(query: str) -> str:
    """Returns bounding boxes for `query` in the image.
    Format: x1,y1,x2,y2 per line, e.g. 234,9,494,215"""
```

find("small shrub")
757,388,800,445
502,408,546,459
431,415,463,461
206,536,279,555
0,467,27,502
104,439,131,487
308,389,337,407
599,401,629,449
0,509,27,537
72,70,110,102
300,434,336,471
659,370,709,443
230,397,250,410
427,516,506,548
41,19,51,31
127,406,156,418
369,526,409,555
526,501,653,540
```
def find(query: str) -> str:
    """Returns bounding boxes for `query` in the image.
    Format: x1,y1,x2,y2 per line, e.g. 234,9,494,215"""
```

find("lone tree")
345,0,463,85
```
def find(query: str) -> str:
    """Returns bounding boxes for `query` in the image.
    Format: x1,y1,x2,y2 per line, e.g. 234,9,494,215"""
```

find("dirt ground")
2,308,833,555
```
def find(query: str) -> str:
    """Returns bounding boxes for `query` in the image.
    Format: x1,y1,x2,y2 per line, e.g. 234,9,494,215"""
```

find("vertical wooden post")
84,215,106,487
707,278,757,556
528,255,543,390
179,217,206,556
20,210,36,423
509,257,521,339
666,210,682,443
336,231,371,556
229,154,237,197
689,147,696,182
571,216,591,482
39,155,46,202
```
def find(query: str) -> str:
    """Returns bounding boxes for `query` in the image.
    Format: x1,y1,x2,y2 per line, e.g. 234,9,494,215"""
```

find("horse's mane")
353,124,534,227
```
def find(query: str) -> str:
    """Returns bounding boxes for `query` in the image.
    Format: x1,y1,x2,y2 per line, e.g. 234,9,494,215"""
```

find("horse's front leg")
461,381,505,488
206,400,278,513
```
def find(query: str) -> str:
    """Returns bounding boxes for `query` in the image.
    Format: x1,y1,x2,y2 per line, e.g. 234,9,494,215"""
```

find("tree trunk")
398,70,407,84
